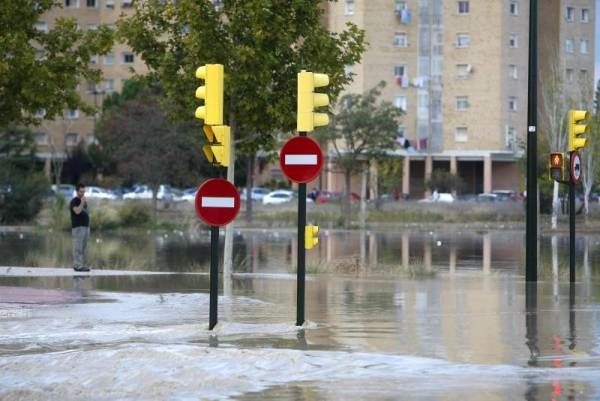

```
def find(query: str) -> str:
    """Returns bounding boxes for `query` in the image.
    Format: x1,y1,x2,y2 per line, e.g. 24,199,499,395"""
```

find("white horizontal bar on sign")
202,197,235,208
285,154,317,165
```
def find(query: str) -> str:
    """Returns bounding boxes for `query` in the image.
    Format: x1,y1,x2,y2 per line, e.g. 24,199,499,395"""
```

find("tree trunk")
223,113,236,278
152,187,158,222
551,181,559,230
245,154,254,223
359,164,368,228
344,171,352,227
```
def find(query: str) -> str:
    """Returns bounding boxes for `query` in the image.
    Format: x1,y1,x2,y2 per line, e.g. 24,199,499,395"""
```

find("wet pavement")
1,229,599,400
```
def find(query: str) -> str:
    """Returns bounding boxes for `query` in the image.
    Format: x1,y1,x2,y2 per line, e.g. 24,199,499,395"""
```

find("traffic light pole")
526,0,538,282
209,225,219,330
296,132,307,327
569,152,576,284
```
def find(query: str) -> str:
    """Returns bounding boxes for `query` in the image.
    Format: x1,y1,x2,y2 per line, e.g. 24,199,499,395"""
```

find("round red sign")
570,151,582,184
279,136,324,183
195,178,240,226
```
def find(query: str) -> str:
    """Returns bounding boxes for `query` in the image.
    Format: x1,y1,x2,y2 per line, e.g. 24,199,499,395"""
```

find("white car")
240,187,271,201
85,186,118,200
262,190,294,205
418,192,455,203
123,185,174,201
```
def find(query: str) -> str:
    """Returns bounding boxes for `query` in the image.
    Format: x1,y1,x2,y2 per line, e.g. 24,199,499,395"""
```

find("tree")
0,0,113,129
320,81,403,226
96,85,207,217
0,126,49,223
118,0,366,270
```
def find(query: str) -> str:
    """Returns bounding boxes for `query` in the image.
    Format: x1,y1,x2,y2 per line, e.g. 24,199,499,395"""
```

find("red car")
315,191,360,203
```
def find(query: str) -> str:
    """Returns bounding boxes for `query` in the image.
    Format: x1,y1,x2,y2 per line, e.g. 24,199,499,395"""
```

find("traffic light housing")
297,71,330,132
549,152,565,182
195,64,224,126
203,125,230,167
305,225,319,250
568,110,590,151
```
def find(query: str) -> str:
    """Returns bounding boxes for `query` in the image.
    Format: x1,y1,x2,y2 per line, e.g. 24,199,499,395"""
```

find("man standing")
70,183,90,272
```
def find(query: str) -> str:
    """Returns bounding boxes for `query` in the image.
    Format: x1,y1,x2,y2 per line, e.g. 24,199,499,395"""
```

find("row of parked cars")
241,187,362,205
50,184,197,202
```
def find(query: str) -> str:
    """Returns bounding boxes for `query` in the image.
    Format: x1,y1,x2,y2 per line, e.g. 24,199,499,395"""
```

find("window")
34,109,46,119
394,65,406,77
393,32,408,48
394,96,407,111
509,33,518,48
66,109,79,119
64,0,79,8
509,1,518,15
455,127,468,143
456,64,471,78
86,24,98,31
566,38,574,53
457,1,469,14
34,132,48,146
580,39,589,54
508,96,518,112
104,54,115,65
104,79,114,92
344,65,353,78
395,0,407,12
65,133,79,147
86,0,96,7
566,6,575,22
35,21,48,33
509,64,518,79
344,0,354,16
581,8,590,22
566,68,574,82
105,0,114,7
90,55,98,64
456,96,470,111
87,80,97,92
456,33,470,48
580,69,589,82
121,0,133,8
505,127,516,150
123,53,134,63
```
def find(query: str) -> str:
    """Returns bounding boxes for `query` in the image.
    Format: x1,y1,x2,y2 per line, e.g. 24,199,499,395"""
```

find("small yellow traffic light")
202,125,230,167
195,64,224,126
549,152,565,181
305,225,319,250
297,70,330,132
568,110,590,151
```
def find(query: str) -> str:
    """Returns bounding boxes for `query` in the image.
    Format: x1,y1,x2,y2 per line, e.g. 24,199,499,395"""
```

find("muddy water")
1,229,599,400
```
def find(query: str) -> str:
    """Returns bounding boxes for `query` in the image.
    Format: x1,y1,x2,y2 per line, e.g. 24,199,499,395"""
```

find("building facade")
321,0,595,198
36,0,147,174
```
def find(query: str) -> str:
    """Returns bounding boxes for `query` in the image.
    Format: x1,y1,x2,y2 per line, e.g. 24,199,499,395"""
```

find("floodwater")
1,228,599,401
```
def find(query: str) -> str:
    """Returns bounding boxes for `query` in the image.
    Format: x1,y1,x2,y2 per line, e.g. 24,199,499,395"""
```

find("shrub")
91,205,119,230
117,202,151,227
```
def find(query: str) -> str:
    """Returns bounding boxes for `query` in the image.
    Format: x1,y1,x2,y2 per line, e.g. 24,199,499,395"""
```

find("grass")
296,257,437,278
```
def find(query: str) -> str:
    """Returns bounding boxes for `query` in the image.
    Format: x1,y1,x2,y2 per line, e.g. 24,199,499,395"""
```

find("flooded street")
1,229,600,400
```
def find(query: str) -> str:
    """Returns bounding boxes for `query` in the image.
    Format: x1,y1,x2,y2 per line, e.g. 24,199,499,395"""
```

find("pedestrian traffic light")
549,152,565,181
568,110,590,151
305,224,319,250
297,70,330,132
195,64,224,126
202,125,230,167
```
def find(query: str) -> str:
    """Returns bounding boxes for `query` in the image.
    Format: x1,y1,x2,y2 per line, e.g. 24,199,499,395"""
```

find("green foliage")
378,157,404,195
91,205,120,231
118,203,151,226
117,0,366,155
0,126,49,223
49,195,71,231
0,0,114,128
424,170,464,193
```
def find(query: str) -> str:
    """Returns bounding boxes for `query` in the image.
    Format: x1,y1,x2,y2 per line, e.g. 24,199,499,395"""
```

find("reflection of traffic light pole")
296,70,329,326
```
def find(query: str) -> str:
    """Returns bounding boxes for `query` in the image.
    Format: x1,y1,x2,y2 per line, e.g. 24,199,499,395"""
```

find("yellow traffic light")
549,152,565,181
195,64,224,126
305,224,319,250
202,125,230,167
568,110,590,151
297,70,330,132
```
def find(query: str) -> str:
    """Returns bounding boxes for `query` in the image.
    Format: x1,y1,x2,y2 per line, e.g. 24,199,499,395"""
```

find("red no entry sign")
279,136,324,183
195,178,240,226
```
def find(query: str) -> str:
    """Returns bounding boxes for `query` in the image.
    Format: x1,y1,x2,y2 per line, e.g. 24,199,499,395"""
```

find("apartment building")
322,0,595,198
35,0,147,173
